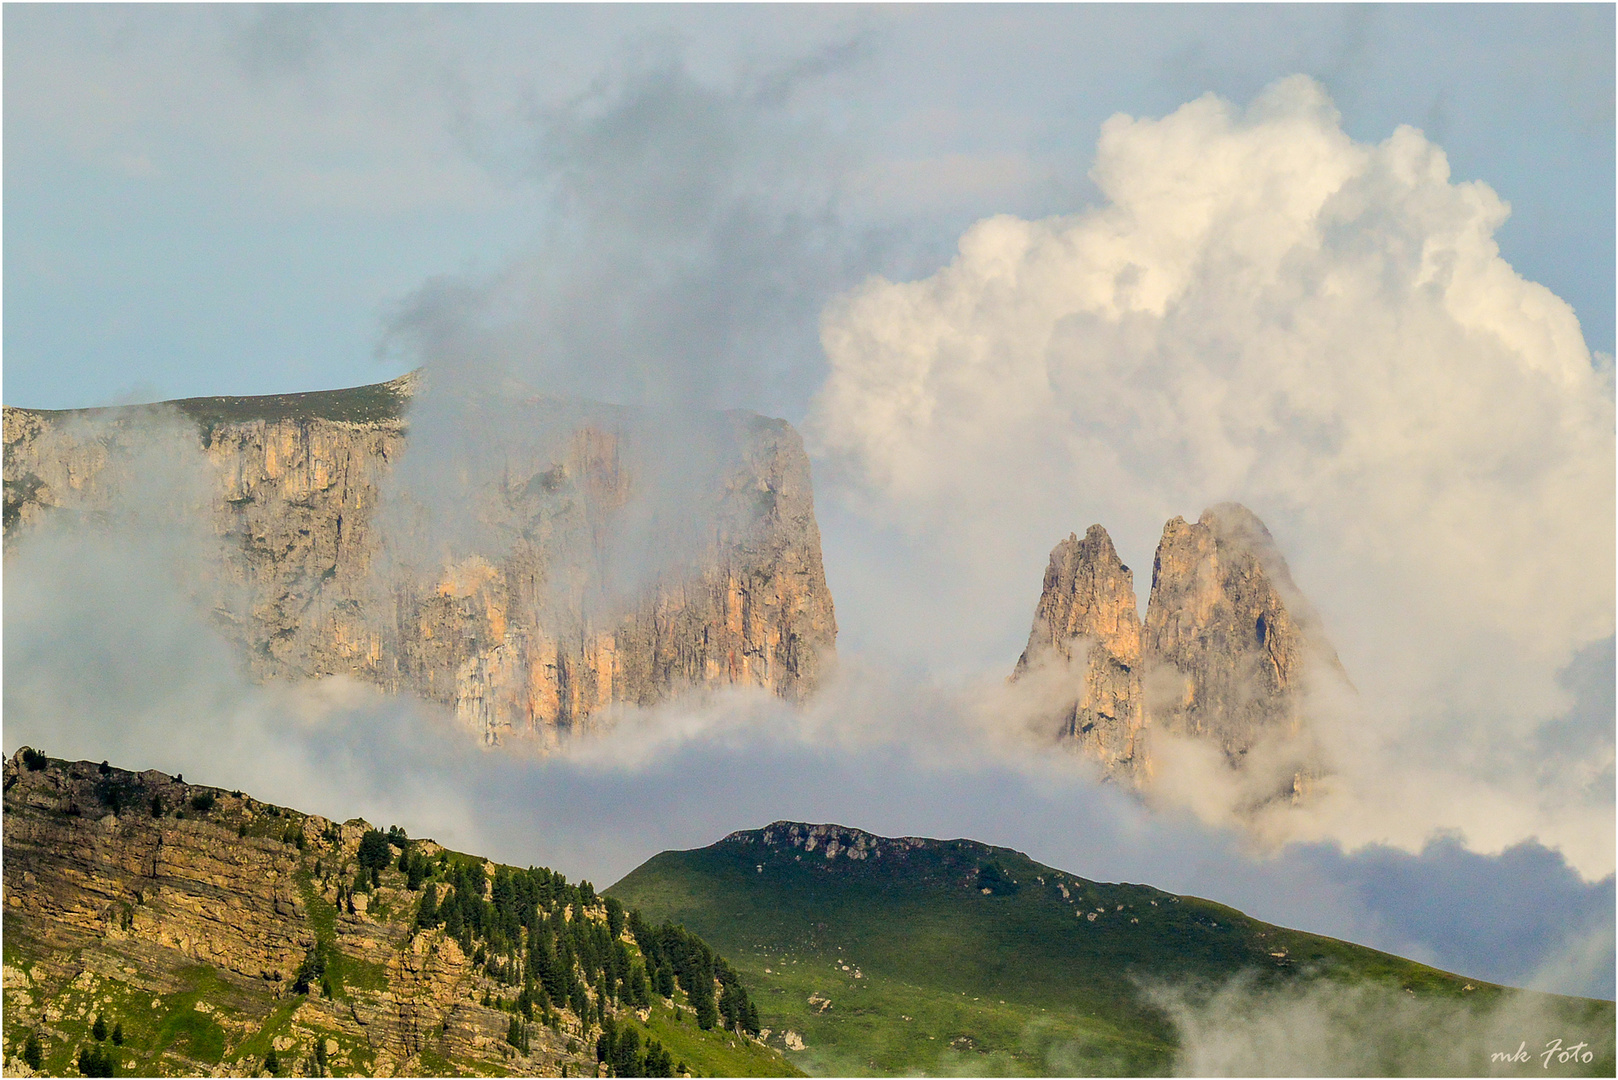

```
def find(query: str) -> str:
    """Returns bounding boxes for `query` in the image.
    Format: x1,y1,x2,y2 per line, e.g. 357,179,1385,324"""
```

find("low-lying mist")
3,477,1611,1003
1144,974,1613,1076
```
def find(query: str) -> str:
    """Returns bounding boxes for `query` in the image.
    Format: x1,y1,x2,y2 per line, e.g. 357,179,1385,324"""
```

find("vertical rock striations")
1013,526,1145,774
2,376,838,747
1142,503,1337,766
1013,504,1344,790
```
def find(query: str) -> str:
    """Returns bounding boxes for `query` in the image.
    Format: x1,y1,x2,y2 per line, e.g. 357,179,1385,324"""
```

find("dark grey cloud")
379,49,871,421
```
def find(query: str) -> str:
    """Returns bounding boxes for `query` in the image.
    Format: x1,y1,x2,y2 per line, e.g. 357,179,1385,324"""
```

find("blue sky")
4,5,1613,1003
5,5,1612,410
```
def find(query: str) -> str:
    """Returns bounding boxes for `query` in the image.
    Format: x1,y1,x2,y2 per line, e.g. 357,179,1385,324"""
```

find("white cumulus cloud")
810,75,1614,876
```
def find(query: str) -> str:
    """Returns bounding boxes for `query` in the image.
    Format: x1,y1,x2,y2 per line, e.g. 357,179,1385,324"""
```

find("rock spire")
1014,525,1146,774
1013,504,1344,788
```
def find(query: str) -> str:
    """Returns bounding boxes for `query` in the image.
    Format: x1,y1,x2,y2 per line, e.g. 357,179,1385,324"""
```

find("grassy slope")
7,376,412,429
2,755,797,1078
607,826,1615,1077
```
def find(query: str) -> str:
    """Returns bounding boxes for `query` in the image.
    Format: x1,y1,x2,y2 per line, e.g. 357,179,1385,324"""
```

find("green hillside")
607,822,1615,1077
3,751,801,1078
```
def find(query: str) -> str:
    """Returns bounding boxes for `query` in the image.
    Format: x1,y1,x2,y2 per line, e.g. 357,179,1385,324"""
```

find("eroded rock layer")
2,749,780,1077
2,377,837,746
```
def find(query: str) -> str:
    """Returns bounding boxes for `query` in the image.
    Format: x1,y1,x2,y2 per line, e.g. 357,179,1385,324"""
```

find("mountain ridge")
609,820,1615,1076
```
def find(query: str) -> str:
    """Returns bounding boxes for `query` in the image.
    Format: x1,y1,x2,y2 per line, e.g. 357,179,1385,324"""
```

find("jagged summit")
1145,503,1341,765
1012,503,1343,787
1014,524,1146,775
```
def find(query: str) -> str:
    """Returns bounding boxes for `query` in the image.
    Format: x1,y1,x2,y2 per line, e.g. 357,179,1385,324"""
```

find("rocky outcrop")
3,749,775,1077
1013,504,1343,788
1013,526,1145,775
2,376,838,747
0,750,587,1076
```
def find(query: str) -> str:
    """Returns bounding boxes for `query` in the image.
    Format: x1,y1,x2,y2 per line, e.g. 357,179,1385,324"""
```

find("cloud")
4,67,1610,1012
809,75,1614,876
377,49,867,420
1147,973,1613,1076
6,448,1610,1000
365,51,884,621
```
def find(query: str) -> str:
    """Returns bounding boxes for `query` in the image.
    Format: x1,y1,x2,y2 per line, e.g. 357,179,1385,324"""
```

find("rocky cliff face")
1,750,583,1076
1012,504,1343,788
1142,504,1340,766
2,749,778,1078
2,377,837,747
1013,526,1145,775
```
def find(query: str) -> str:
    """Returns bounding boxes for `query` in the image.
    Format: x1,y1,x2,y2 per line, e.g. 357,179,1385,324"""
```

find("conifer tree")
23,1031,42,1070
415,883,439,929
610,1026,641,1078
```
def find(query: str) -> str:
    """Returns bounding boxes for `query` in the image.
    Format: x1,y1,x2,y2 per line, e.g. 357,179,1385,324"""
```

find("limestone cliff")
1012,526,1145,775
1013,504,1344,787
2,376,837,746
2,749,784,1078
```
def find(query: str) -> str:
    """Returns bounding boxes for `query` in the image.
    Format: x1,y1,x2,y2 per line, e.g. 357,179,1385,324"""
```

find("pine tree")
356,829,391,875
644,1038,675,1078
570,983,590,1024
264,1048,280,1077
415,884,439,929
610,1026,641,1078
22,1031,42,1070
92,1014,107,1041
111,1022,123,1047
630,964,650,1008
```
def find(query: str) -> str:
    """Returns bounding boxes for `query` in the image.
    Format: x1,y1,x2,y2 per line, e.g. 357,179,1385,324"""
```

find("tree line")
319,830,762,1071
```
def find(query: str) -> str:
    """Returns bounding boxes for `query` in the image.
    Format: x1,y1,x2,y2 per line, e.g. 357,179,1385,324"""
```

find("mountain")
1014,504,1346,787
607,822,1615,1077
1014,525,1147,778
1,749,800,1078
1,377,837,747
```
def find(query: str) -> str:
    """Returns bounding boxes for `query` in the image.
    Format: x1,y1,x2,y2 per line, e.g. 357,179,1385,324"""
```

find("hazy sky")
6,5,1612,410
4,5,1613,1005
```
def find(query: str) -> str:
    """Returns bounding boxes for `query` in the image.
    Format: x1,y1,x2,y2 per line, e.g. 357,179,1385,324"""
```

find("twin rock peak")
1012,503,1350,792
